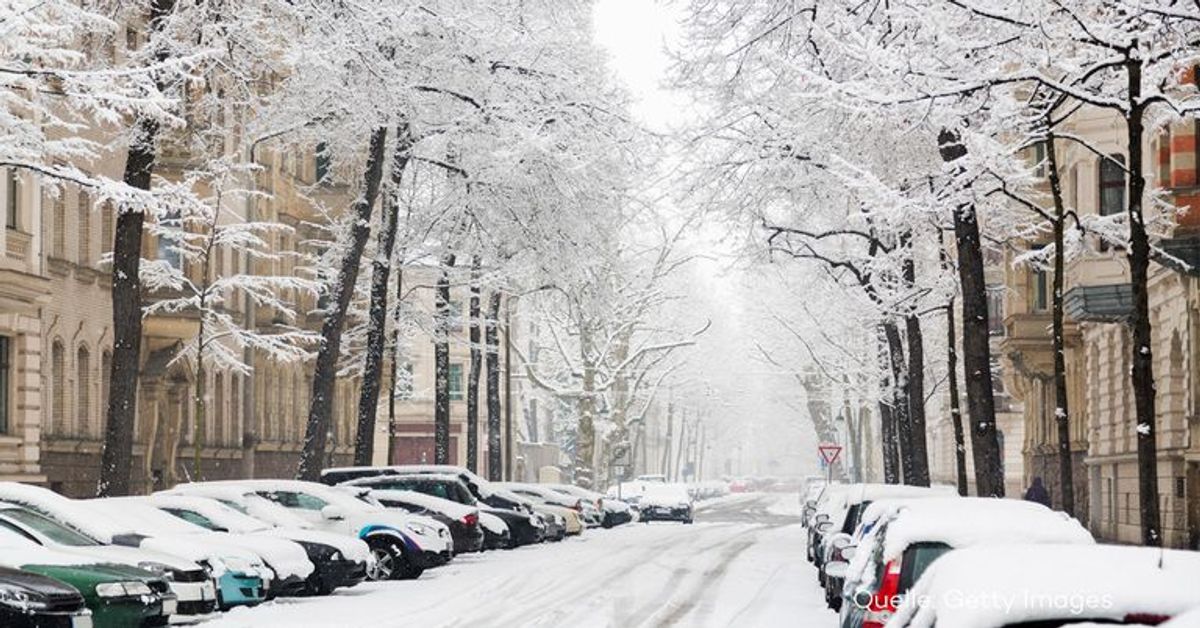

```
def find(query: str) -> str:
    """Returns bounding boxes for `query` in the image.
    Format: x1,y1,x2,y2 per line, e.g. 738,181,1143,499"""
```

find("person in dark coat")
1024,476,1051,507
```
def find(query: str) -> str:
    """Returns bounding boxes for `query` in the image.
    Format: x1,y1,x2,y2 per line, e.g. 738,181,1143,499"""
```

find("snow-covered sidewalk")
197,494,834,627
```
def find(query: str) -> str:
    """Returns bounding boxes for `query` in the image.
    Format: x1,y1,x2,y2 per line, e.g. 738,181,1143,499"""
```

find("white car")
140,494,371,595
889,544,1200,628
0,502,217,615
0,481,271,610
172,480,451,581
85,497,315,598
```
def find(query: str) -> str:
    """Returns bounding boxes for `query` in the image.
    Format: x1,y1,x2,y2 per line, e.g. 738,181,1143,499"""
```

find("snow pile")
892,544,1200,628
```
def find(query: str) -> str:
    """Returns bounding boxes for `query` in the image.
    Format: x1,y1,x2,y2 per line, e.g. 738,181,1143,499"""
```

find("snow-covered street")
197,493,833,628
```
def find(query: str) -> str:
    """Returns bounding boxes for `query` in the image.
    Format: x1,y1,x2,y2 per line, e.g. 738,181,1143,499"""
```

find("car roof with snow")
876,498,1094,562
367,489,475,520
891,544,1200,628
841,483,958,505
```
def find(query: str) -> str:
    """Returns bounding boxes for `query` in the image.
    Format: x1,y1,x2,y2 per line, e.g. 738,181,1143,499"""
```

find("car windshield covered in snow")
0,506,99,547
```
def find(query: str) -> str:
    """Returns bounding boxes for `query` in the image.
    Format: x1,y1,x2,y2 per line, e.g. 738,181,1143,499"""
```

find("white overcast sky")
592,0,685,131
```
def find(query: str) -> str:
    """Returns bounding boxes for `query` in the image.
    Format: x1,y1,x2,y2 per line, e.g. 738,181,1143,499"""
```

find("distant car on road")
638,484,693,524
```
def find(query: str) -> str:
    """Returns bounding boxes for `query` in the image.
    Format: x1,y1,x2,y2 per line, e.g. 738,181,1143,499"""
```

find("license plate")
161,598,178,616
72,615,94,628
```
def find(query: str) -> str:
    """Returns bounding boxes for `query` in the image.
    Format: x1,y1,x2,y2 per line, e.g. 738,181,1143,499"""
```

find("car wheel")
366,537,406,581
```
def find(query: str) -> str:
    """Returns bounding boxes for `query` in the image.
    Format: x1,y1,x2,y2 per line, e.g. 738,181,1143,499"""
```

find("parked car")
831,498,1094,628
0,482,268,610
0,525,176,628
140,494,369,595
548,483,634,528
497,482,597,529
0,503,217,616
476,511,512,550
0,566,92,628
173,480,451,581
490,487,577,538
341,473,545,547
888,544,1200,628
363,489,485,554
638,483,693,524
84,498,315,599
819,484,959,611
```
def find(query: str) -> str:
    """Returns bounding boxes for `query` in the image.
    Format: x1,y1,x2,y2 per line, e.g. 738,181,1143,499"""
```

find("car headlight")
0,583,49,610
95,581,153,598
405,521,434,536
137,562,176,581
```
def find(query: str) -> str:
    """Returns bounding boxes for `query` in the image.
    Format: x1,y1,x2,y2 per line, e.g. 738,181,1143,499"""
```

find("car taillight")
463,513,478,527
862,559,901,628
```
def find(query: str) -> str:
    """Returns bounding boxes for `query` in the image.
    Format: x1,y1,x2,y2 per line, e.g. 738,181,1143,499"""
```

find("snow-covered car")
547,483,634,528
365,489,486,554
491,487,577,539
638,483,693,524
84,497,315,599
833,498,1095,628
0,523,177,628
341,472,546,547
140,494,370,595
175,480,451,580
0,503,217,616
888,544,1200,628
820,484,960,611
498,482,599,529
0,482,269,610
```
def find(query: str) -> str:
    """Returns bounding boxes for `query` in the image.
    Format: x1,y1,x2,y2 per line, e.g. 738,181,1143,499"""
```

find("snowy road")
198,493,835,628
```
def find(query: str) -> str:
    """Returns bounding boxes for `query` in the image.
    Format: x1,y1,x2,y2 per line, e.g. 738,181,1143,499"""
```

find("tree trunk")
1045,133,1076,516
434,254,456,465
883,320,911,484
297,126,389,481
386,267,403,466
902,247,931,487
485,291,502,480
660,403,673,477
353,124,412,466
1124,60,1161,546
466,257,482,473
876,330,900,484
97,0,176,497
938,128,1005,498
946,299,969,496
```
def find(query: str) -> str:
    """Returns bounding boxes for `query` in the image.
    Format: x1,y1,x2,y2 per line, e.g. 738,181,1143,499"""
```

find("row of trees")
4,1,674,491
675,0,1200,545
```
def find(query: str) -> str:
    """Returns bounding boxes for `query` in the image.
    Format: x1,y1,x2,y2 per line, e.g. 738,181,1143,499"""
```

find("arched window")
76,346,91,436
77,190,91,266
51,341,65,435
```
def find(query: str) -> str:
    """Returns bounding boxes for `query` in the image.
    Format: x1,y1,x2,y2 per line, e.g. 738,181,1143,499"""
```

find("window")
315,142,331,184
1033,141,1047,178
157,208,182,268
76,346,91,436
77,190,91,266
51,194,65,258
446,300,464,332
3,169,18,229
100,202,114,256
986,285,1006,335
163,509,219,531
1031,269,1049,313
264,491,328,511
449,363,464,401
0,337,9,434
51,341,65,434
1099,154,1126,217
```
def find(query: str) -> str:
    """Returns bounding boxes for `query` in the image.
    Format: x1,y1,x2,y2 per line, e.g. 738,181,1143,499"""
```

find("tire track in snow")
630,528,762,628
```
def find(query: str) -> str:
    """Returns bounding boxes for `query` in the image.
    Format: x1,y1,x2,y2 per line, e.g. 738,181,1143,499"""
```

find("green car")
0,545,175,628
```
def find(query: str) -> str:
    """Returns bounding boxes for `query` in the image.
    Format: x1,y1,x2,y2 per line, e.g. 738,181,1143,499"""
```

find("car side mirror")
815,513,830,523
816,521,833,534
841,546,857,560
824,560,849,579
320,505,346,521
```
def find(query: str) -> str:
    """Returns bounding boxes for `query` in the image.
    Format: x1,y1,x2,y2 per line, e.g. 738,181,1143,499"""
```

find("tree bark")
386,267,404,466
297,126,389,481
466,257,482,473
877,332,900,484
938,128,1005,498
353,124,412,466
901,244,931,487
485,291,502,480
946,299,969,496
883,320,910,484
97,0,175,497
434,254,456,465
1124,59,1161,546
1044,133,1077,516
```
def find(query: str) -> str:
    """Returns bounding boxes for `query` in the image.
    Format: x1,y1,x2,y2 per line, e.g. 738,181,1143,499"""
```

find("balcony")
1063,284,1134,323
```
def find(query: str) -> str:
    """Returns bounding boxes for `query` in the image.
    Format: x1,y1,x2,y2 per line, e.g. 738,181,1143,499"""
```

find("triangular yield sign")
818,444,843,465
